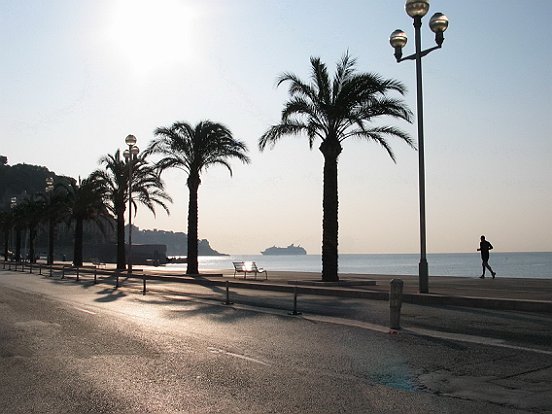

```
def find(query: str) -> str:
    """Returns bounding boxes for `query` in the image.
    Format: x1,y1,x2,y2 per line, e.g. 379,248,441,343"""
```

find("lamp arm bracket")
397,45,441,62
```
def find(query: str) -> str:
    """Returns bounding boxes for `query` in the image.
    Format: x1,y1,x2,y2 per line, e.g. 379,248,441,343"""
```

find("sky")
1,0,551,255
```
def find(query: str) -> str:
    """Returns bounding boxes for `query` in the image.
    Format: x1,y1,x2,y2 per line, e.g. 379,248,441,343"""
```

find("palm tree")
57,176,112,267
146,121,250,275
0,210,13,260
17,195,45,263
42,181,70,265
259,54,413,282
11,204,24,262
92,150,171,270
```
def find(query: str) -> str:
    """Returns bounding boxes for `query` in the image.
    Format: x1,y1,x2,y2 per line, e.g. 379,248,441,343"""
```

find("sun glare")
106,0,197,77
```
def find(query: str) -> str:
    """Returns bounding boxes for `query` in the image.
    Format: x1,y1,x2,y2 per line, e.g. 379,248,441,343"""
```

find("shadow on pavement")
95,287,127,302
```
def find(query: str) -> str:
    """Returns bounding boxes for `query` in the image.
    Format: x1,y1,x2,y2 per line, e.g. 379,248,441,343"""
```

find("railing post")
288,285,302,316
223,281,233,305
390,279,404,330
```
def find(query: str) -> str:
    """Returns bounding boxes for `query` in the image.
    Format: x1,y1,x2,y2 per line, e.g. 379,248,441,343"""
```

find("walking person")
478,235,496,279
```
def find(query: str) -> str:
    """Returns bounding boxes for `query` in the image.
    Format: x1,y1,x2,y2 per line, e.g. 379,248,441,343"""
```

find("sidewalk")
142,267,552,313
7,261,550,313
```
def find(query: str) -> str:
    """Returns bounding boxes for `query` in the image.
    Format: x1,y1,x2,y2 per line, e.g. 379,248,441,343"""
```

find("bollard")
142,274,146,295
61,266,65,279
389,279,404,330
288,285,302,316
76,267,80,282
94,267,97,284
49,265,53,278
223,281,233,305
29,263,33,274
38,264,42,275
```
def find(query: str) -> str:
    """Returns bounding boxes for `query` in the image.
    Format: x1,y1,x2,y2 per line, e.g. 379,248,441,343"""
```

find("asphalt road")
1,272,551,413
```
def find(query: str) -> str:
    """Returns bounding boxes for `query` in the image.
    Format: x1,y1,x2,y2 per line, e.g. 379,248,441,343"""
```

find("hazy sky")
1,0,551,255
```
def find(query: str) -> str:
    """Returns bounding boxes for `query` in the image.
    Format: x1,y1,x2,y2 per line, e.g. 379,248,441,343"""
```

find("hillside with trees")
0,156,225,260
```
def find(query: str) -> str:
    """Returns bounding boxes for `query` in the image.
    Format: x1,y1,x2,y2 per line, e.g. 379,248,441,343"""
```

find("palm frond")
259,122,308,150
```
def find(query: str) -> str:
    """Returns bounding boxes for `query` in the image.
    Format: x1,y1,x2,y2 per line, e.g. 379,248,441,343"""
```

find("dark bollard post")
76,267,80,282
223,281,233,305
94,267,97,284
142,274,146,295
390,279,404,330
29,263,33,274
61,266,65,279
49,265,53,278
39,264,42,275
289,285,302,316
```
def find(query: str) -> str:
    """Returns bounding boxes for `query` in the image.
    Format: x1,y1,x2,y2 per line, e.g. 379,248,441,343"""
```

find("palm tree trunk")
320,141,341,282
186,176,200,275
15,228,21,261
3,228,9,260
73,217,84,267
116,210,126,270
47,218,55,265
29,225,36,263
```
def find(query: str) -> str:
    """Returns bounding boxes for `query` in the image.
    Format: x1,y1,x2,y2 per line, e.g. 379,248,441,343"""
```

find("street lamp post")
124,134,139,274
45,177,55,265
9,197,17,262
389,0,449,293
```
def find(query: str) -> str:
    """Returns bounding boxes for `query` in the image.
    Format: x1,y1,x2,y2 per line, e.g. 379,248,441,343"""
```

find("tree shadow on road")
94,287,127,302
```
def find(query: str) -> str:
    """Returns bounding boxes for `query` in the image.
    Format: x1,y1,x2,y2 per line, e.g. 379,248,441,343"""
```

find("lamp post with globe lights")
45,177,55,265
124,134,139,274
389,0,449,293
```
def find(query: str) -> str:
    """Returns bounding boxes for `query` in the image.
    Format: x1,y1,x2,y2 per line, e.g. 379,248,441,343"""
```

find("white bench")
232,261,268,280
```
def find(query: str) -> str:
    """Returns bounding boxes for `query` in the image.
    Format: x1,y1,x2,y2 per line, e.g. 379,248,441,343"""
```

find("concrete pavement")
3,261,551,312
150,269,552,313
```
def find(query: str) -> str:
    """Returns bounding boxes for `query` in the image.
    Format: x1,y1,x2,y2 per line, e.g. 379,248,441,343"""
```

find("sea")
166,252,552,279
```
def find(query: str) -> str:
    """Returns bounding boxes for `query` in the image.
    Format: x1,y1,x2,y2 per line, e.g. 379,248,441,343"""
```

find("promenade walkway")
142,266,552,312
3,260,550,312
